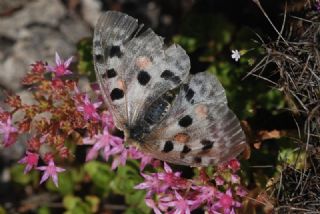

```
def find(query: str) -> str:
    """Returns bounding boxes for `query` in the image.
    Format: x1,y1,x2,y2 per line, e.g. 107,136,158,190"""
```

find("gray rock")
0,0,67,39
81,0,103,27
0,0,92,91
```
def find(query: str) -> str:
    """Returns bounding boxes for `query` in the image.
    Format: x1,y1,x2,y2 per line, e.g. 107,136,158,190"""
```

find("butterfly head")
123,124,148,145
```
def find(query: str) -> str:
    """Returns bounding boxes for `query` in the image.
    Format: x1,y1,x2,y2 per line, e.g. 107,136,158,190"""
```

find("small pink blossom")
31,61,46,73
211,189,241,214
135,172,162,197
162,191,193,214
47,52,73,77
189,185,217,209
0,117,18,147
215,176,225,186
157,162,188,192
231,174,240,184
145,198,162,214
111,147,127,169
228,159,241,172
236,186,247,197
18,151,39,173
127,147,153,170
37,160,65,187
101,111,115,130
76,95,102,121
84,127,123,162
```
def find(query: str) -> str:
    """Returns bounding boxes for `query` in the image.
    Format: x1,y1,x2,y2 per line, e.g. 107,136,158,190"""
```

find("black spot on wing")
162,141,174,153
178,115,193,127
194,157,202,164
160,70,181,84
171,76,181,84
182,145,191,154
94,54,103,64
161,70,174,79
200,139,214,151
137,70,151,86
110,88,124,101
185,88,195,102
109,45,123,58
104,68,117,78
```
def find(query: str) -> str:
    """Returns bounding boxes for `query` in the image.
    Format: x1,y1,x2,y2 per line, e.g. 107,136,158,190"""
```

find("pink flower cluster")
1,53,247,213
0,52,74,187
83,112,155,170
135,161,247,214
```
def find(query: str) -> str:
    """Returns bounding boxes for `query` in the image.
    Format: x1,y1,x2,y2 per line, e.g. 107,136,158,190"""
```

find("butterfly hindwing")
141,72,246,166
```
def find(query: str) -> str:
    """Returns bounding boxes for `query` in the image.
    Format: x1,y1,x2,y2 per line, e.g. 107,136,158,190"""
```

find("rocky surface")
0,0,93,91
0,0,191,92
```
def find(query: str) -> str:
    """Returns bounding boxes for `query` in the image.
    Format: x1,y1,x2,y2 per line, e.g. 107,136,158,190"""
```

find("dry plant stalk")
250,1,320,212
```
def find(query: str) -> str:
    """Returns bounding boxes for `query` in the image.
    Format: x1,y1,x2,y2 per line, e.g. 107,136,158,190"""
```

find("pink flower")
190,185,217,208
228,159,240,172
135,173,162,197
31,61,46,73
47,52,73,77
111,147,127,169
84,127,123,162
215,176,225,186
101,111,115,130
128,147,153,170
139,154,153,171
236,186,247,197
157,162,188,191
0,117,18,147
37,160,65,187
231,174,240,184
136,162,189,198
18,151,39,173
145,198,162,214
162,191,193,214
211,189,241,214
76,95,102,121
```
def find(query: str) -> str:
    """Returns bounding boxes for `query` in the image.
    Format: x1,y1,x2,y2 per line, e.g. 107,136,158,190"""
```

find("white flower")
231,50,241,62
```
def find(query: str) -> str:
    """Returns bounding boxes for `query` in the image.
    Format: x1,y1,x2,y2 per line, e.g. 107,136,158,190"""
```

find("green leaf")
85,195,100,213
0,206,6,214
10,164,32,185
125,191,149,213
76,38,94,78
37,206,50,214
110,165,141,194
63,195,92,214
124,207,150,214
84,161,115,195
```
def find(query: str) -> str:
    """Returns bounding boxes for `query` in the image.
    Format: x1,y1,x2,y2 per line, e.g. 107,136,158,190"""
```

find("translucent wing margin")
93,11,139,129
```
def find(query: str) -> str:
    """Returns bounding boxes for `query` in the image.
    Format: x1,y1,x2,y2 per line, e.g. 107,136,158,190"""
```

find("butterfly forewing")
94,11,190,130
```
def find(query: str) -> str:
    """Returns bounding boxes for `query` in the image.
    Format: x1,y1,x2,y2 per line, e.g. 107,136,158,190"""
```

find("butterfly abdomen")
144,90,176,125
129,90,177,142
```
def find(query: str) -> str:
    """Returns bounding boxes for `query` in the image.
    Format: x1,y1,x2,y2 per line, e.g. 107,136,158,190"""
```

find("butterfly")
93,11,247,167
